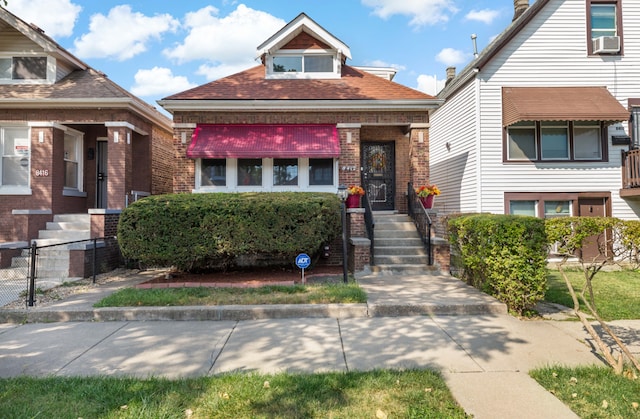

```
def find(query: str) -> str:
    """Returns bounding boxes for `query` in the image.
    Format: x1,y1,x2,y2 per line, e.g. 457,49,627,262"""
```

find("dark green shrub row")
117,192,341,272
448,214,548,315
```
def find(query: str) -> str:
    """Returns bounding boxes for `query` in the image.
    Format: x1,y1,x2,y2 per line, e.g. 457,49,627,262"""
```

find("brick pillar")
173,124,197,193
433,237,451,274
409,123,430,187
337,124,361,187
346,208,371,274
105,125,133,210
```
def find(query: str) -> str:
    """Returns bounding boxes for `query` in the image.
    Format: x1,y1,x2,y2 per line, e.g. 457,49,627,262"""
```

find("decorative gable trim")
257,13,351,60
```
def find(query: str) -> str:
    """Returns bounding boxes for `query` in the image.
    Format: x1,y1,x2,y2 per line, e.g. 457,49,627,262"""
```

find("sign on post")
296,253,311,284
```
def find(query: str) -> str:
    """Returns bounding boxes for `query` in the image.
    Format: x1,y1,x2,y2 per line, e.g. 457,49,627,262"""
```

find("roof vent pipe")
513,0,529,21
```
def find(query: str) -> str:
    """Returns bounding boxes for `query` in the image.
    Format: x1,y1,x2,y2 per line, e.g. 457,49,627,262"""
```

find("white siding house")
430,0,640,221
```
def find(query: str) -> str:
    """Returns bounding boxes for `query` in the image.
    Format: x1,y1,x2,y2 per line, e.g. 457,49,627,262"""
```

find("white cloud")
465,9,501,25
196,62,259,81
435,47,471,66
130,67,197,97
364,59,406,71
6,0,81,38
73,5,179,61
416,74,446,96
361,0,459,27
164,5,285,66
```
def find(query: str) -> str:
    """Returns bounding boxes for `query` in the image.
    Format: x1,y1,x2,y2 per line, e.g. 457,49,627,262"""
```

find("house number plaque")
35,169,49,177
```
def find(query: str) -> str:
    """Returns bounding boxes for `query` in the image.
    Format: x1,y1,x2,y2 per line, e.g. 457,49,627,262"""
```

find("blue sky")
5,0,520,111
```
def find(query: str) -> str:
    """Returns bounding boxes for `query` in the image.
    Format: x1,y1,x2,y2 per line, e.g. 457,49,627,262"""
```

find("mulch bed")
136,265,344,289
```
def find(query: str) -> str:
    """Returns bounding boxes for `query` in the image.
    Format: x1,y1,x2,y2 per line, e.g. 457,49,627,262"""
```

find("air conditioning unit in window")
592,36,620,54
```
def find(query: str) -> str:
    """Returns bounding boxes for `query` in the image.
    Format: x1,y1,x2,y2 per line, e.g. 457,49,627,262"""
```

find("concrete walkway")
0,270,638,419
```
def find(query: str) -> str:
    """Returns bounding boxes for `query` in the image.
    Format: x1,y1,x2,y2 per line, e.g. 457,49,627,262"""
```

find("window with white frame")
309,158,333,185
544,201,571,218
238,158,263,186
509,200,536,217
506,120,605,162
63,133,82,189
201,159,226,186
508,198,572,218
1,126,30,189
590,3,617,38
272,54,333,74
273,158,298,186
196,157,336,190
0,56,48,81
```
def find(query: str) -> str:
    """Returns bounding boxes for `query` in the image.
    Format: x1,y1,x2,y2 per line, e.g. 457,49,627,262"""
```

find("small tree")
546,216,640,375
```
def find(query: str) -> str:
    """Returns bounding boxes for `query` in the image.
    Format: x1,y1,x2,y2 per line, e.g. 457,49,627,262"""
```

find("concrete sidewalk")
0,270,638,419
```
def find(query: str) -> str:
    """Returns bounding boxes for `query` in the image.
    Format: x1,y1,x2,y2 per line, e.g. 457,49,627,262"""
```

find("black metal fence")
407,182,433,265
0,237,118,308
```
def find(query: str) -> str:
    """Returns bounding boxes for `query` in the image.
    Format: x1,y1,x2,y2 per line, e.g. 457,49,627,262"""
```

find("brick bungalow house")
160,13,440,205
0,8,173,272
158,13,442,270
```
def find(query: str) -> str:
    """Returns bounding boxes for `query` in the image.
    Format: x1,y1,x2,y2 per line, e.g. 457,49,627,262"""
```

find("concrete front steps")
372,213,440,275
11,214,90,284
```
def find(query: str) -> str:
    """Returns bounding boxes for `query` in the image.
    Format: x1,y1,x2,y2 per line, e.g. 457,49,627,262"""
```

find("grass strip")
530,366,640,419
94,283,367,307
545,269,640,321
0,370,467,418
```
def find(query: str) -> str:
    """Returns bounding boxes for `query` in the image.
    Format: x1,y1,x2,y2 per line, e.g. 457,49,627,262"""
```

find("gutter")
0,98,172,133
158,99,444,113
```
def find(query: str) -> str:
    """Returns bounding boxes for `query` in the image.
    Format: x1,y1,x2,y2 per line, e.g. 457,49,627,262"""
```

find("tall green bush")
448,214,548,315
117,192,341,272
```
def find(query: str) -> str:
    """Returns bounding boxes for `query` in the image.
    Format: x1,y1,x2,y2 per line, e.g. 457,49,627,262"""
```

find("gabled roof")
0,7,87,70
0,7,171,131
257,13,351,60
438,0,551,99
159,64,440,112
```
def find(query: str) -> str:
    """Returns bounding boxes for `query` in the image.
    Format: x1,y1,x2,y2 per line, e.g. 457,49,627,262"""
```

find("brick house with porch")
0,8,173,274
159,13,444,273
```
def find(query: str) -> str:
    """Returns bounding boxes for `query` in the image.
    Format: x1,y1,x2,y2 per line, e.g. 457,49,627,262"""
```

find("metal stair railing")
407,182,433,265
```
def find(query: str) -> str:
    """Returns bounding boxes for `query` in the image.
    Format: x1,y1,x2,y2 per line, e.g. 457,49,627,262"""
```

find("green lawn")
531,366,640,419
545,269,640,320
94,282,367,307
0,370,467,418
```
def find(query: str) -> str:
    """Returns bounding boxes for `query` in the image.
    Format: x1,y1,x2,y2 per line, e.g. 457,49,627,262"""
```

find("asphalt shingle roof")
164,65,435,101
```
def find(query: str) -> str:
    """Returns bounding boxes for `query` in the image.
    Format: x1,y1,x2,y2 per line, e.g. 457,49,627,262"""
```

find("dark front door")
96,141,108,209
361,142,395,211
578,197,608,261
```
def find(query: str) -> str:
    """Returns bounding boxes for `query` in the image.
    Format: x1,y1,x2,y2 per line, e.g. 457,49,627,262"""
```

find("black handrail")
407,182,433,265
363,193,375,265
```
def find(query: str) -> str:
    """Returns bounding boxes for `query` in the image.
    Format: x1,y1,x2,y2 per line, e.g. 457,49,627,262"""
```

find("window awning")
187,124,340,159
502,86,630,127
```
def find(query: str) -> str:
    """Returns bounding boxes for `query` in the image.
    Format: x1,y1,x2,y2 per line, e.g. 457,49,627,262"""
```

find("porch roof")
502,86,630,126
187,124,340,159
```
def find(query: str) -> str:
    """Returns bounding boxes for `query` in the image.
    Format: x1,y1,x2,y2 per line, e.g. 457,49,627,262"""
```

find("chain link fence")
0,237,119,308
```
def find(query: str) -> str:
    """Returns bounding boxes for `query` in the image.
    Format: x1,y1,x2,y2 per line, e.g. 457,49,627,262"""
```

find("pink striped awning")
187,124,340,159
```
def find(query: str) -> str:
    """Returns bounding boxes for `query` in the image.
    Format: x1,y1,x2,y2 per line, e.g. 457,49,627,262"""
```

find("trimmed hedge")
448,214,548,315
117,192,341,272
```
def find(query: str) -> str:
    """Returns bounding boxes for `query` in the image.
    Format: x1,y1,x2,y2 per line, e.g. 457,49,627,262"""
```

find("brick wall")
338,127,361,187
151,126,174,194
0,107,172,243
